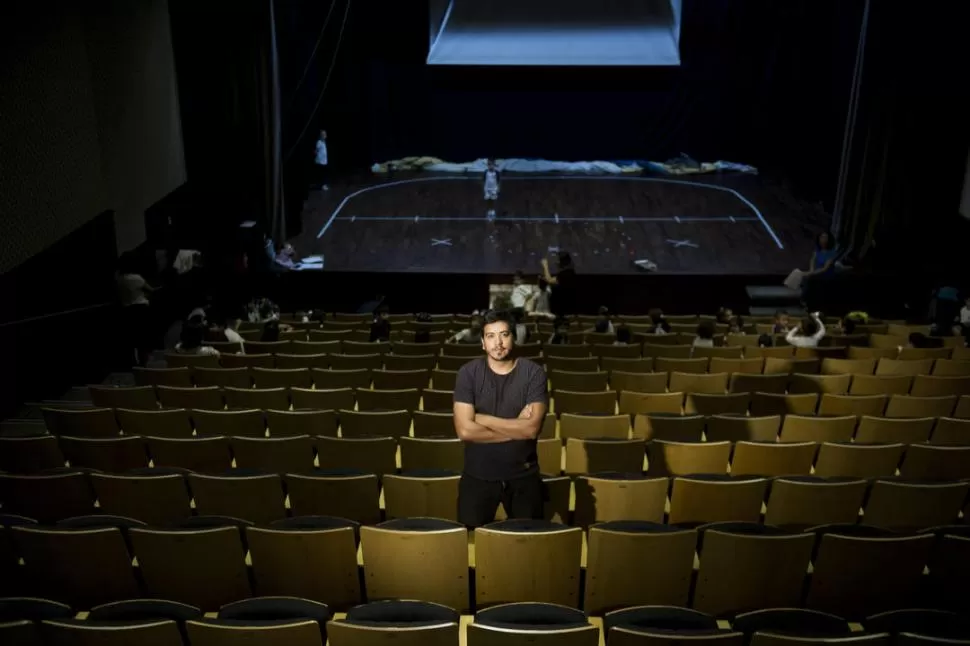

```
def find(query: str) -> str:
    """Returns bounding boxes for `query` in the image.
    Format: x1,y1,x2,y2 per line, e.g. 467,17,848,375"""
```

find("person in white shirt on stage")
483,158,500,219
786,312,826,348
314,129,329,191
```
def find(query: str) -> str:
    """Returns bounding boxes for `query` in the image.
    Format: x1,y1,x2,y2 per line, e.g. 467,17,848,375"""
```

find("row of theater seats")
2,514,968,617
6,595,969,646
2,464,968,530
158,349,970,375
34,400,970,444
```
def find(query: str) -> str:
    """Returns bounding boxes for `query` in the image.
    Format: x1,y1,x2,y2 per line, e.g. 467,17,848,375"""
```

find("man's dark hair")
481,309,514,338
615,325,632,344
801,316,819,337
558,252,573,268
696,321,716,340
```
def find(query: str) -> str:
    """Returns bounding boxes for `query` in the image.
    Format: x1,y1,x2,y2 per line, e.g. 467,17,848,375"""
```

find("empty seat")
188,473,286,524
788,374,852,395
131,525,249,611
732,607,850,638
545,357,599,372
779,415,857,443
469,603,598,646
619,392,683,416
59,436,148,472
604,606,739,646
764,358,820,375
41,618,185,646
187,617,323,646
855,416,934,444
372,369,430,391
731,373,790,395
355,388,421,413
730,441,817,477
818,394,887,417
573,474,668,527
554,390,617,416
685,393,751,416
602,358,654,374
316,436,397,475
559,413,630,440
192,409,265,437
705,415,780,442
224,387,289,411
231,436,316,473
551,370,609,392
327,600,459,646
931,417,970,444
538,438,563,475
898,444,970,480
864,479,969,531
584,522,697,614
266,409,338,438
694,523,814,616
193,367,252,389
750,393,819,417
807,529,934,618
633,415,705,442
383,472,460,522
285,472,381,524
0,472,95,522
90,472,192,526
421,390,454,413
360,518,469,611
849,375,915,396
656,358,709,374
311,368,373,390
224,352,277,368
910,375,970,397
144,436,232,473
430,369,458,390
610,371,667,395
862,608,970,641
765,477,867,530
339,409,411,438
247,518,361,608
814,442,905,479
710,357,765,375
42,408,119,438
647,440,730,476
13,525,138,608
822,358,878,376
156,386,224,410
89,385,158,411
399,437,464,472
669,372,729,394
932,360,970,377
290,388,356,413
750,633,889,646
885,395,957,418
668,476,768,526
475,520,582,608
876,358,935,377
564,438,644,475
412,410,457,437
927,533,970,613
116,408,193,439
0,436,65,473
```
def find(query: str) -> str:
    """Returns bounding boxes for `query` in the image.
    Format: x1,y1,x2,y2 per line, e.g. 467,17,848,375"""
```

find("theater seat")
732,608,850,637
605,606,741,646
327,600,459,646
470,603,597,646
42,618,185,646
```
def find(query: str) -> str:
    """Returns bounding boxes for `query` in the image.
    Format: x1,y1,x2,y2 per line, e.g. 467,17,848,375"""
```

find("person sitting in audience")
592,306,615,334
772,310,791,334
510,271,535,312
693,321,716,349
219,309,246,352
648,308,671,335
370,307,391,342
614,325,632,345
728,315,745,335
175,320,220,356
449,313,484,344
547,317,570,345
786,312,826,348
261,320,281,342
716,307,733,325
248,297,280,323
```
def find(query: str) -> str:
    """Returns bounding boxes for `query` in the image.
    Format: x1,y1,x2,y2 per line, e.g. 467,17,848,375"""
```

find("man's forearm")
456,420,513,443
475,414,540,440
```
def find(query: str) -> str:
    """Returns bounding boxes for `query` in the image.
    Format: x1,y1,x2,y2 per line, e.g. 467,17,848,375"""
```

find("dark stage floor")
294,172,829,275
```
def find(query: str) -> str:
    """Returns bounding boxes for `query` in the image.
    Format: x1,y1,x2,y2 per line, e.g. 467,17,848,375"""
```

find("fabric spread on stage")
371,156,757,176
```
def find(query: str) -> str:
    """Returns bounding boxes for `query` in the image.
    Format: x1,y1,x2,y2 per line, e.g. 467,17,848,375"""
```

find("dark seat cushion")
864,610,970,639
219,597,330,624
270,516,359,531
171,515,254,530
0,598,74,622
809,524,898,538
733,609,850,637
592,521,687,534
88,599,202,623
699,522,793,536
476,603,587,628
57,515,147,530
0,514,39,527
483,519,569,533
586,472,654,480
605,606,718,634
345,600,459,626
378,517,464,531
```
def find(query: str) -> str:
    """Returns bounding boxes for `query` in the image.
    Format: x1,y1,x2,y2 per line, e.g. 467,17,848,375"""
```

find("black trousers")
314,163,328,187
457,471,544,528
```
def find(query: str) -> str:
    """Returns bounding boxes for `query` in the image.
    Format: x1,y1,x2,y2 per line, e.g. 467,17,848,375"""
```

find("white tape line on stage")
317,175,782,248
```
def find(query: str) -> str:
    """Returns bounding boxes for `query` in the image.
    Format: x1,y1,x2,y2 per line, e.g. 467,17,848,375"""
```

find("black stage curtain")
168,0,285,244
833,1,970,280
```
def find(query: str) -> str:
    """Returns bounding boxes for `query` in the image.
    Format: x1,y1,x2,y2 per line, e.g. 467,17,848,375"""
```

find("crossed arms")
453,401,547,443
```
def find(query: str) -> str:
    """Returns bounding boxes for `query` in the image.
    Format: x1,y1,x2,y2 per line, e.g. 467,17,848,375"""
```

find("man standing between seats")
453,310,548,527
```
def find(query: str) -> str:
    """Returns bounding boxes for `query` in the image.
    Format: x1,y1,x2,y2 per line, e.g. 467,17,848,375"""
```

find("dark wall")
276,0,864,206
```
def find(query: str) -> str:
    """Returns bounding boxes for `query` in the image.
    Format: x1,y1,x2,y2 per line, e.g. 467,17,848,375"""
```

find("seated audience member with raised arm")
453,310,548,527
786,312,826,348
449,312,484,344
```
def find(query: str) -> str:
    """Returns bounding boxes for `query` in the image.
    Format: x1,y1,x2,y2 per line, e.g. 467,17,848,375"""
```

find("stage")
293,171,829,276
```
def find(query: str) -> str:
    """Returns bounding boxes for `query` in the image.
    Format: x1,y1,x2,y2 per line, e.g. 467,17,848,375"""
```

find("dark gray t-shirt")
453,357,548,481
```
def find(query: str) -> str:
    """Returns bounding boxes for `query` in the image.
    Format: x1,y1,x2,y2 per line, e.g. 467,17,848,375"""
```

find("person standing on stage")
541,251,577,317
314,129,329,191
483,158,500,219
453,310,548,527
